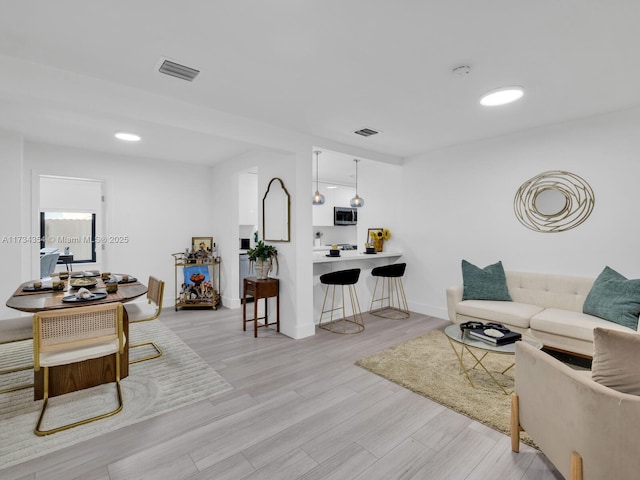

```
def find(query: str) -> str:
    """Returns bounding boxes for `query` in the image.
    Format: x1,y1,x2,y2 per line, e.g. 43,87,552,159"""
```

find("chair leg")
34,353,124,436
370,277,410,319
318,283,364,334
510,392,521,452
129,341,163,364
570,451,583,480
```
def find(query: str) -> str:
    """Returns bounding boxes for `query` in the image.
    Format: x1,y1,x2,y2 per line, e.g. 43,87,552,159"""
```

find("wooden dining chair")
33,303,125,436
0,316,33,394
124,276,165,364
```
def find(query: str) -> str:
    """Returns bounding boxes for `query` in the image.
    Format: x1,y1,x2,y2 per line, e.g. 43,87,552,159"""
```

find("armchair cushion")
461,260,512,302
592,328,640,396
583,266,640,330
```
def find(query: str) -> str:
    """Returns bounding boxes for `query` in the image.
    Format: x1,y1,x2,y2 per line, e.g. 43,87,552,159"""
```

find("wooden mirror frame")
262,177,291,242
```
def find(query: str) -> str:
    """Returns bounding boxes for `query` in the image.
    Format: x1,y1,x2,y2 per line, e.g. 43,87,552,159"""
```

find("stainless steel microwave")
334,207,357,225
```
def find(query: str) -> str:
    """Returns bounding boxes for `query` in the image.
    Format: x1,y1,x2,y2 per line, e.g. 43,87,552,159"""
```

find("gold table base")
446,336,514,395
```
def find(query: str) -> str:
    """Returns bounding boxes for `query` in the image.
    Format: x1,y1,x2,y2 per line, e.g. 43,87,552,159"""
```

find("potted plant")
247,240,278,279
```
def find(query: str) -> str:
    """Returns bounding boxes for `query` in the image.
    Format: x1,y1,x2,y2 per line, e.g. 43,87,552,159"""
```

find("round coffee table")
444,324,543,395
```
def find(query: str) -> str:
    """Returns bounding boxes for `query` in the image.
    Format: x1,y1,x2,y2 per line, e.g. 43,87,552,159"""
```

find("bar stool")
369,263,410,319
319,268,364,334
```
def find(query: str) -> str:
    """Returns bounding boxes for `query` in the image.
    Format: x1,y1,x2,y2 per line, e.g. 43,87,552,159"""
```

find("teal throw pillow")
461,260,512,301
583,266,640,330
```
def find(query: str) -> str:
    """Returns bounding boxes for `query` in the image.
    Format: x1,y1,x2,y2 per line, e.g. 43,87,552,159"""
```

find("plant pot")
254,258,271,280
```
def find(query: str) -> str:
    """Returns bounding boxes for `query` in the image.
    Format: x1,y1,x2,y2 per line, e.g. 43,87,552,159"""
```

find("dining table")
5,273,147,400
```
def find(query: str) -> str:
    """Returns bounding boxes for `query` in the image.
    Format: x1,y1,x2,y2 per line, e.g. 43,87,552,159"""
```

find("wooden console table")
243,277,279,337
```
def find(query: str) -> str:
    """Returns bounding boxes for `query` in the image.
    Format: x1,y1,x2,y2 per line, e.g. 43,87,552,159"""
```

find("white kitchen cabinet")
332,185,355,208
239,172,258,226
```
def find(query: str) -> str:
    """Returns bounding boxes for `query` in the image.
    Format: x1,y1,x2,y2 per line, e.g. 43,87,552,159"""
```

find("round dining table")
5,276,147,400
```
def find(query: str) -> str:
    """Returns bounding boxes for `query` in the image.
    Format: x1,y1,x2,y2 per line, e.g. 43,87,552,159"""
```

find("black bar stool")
369,263,410,319
319,268,364,334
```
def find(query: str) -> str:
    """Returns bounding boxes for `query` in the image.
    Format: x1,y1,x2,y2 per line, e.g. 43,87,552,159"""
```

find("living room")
1,2,640,478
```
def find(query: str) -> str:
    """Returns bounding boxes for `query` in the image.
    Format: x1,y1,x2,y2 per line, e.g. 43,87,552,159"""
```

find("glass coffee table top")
444,324,543,353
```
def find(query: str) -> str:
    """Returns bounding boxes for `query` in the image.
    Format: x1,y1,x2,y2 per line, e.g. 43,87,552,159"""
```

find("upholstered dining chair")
0,316,34,394
124,276,165,364
39,252,60,278
32,303,125,436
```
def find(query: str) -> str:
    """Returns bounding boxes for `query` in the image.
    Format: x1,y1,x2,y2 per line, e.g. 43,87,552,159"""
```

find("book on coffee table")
468,328,522,345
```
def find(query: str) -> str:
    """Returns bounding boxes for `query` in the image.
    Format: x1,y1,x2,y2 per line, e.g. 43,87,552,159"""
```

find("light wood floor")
1,307,561,480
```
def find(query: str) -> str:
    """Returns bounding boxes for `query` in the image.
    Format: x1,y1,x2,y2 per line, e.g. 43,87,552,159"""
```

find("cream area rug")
0,320,233,469
356,329,536,446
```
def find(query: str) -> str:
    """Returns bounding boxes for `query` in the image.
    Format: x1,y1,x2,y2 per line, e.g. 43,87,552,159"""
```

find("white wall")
22,141,215,307
402,107,640,319
211,147,316,339
0,130,24,319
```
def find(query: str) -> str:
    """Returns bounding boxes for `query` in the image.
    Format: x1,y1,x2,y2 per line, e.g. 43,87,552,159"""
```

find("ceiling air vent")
354,127,379,137
158,59,200,82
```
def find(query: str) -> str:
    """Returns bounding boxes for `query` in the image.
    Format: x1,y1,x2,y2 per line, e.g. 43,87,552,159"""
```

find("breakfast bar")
312,250,403,324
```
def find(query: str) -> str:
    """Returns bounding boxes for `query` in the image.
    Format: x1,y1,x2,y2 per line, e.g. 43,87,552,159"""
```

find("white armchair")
511,340,640,479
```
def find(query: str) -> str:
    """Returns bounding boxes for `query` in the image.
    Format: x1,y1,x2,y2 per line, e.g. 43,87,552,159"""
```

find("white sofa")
446,271,639,356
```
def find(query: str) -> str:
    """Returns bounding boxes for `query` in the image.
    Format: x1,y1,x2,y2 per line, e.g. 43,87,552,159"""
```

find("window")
39,212,97,263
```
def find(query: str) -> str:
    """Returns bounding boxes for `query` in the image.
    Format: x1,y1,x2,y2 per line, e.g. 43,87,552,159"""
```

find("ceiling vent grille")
158,59,200,82
354,127,379,137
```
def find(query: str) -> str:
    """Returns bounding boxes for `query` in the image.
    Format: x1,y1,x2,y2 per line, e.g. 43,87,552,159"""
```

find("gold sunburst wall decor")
514,170,595,233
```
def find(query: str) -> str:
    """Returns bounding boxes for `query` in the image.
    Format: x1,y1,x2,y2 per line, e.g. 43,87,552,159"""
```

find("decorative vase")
373,238,383,252
314,238,321,247
254,258,271,279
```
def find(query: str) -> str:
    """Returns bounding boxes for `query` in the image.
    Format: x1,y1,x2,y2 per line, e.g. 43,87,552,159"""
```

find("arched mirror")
263,177,290,242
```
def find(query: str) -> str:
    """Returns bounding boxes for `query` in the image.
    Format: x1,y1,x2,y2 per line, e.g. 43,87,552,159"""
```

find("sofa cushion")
592,328,640,395
456,300,541,329
461,260,512,301
530,308,635,342
583,266,640,330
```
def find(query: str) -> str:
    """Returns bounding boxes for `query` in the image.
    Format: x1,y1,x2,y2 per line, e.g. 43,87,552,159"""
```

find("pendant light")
312,150,325,205
350,159,365,208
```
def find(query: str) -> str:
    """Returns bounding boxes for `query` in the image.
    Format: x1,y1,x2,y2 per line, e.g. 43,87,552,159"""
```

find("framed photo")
367,228,383,243
192,236,213,256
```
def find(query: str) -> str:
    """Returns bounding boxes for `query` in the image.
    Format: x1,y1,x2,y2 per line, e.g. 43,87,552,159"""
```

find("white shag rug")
0,320,232,469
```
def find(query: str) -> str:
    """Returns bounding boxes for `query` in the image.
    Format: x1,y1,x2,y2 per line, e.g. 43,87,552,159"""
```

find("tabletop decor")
247,240,278,279
367,228,391,252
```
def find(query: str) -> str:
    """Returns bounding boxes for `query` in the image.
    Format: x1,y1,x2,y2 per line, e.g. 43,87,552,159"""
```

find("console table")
243,277,279,337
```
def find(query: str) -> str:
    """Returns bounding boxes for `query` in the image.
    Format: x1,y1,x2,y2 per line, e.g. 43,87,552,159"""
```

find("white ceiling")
1,1,639,166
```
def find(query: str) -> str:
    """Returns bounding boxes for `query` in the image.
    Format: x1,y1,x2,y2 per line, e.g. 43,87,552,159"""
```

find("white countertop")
312,250,403,264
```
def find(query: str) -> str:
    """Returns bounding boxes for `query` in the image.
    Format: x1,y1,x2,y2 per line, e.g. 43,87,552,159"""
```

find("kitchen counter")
312,250,402,264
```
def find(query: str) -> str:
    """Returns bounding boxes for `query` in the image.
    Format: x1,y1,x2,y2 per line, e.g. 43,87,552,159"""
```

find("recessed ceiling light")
114,132,141,142
327,185,338,189
480,86,524,106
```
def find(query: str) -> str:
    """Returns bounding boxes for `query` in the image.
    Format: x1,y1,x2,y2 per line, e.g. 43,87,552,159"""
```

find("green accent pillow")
583,266,640,330
461,260,512,301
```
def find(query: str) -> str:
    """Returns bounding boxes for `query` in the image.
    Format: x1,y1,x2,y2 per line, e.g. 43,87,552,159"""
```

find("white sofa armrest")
446,285,463,323
513,342,640,480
